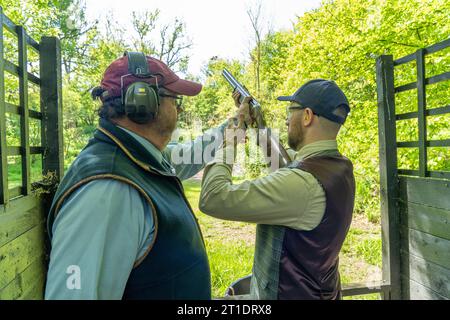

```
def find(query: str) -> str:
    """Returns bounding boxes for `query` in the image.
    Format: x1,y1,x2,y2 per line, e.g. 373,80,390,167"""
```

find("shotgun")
222,69,291,169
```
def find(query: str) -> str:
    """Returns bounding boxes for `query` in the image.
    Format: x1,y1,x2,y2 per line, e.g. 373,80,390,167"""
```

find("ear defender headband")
122,51,160,124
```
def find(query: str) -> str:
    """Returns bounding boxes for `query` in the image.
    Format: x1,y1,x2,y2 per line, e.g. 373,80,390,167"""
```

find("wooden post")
0,8,9,204
376,55,401,299
18,26,31,195
39,37,63,181
416,49,427,177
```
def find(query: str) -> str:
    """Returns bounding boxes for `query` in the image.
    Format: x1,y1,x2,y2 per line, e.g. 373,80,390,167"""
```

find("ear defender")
124,82,159,124
122,51,161,124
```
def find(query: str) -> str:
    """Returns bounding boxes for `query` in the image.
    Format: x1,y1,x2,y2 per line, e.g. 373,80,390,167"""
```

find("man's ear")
303,108,315,127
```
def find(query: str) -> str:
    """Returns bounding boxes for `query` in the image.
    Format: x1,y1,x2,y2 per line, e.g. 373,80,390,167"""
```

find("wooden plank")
5,102,43,119
4,60,19,76
428,171,450,180
428,105,450,116
40,37,64,181
30,146,43,154
424,37,450,55
399,176,450,210
0,8,9,204
403,276,448,300
416,49,427,177
0,206,42,248
27,72,40,86
26,35,40,53
400,227,450,270
2,61,39,86
0,255,45,299
18,26,31,196
401,251,450,299
0,194,40,215
400,201,450,240
1,10,17,35
397,141,418,148
0,222,45,288
17,266,45,300
29,109,42,120
6,146,44,155
7,146,21,155
396,105,450,120
399,170,450,180
397,139,450,149
5,102,20,114
394,52,416,66
8,186,22,199
376,55,401,299
395,72,450,93
428,139,450,147
341,281,389,297
395,81,416,93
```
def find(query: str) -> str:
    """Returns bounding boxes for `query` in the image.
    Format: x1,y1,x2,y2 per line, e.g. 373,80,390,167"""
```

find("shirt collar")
117,125,164,165
294,140,339,161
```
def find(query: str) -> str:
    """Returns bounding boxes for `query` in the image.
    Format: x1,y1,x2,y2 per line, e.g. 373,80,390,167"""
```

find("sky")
84,0,323,76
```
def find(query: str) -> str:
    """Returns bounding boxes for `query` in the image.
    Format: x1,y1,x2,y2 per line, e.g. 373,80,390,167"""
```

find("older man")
45,52,226,300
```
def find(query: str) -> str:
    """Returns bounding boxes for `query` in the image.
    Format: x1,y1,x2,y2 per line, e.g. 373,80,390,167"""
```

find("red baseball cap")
99,55,202,101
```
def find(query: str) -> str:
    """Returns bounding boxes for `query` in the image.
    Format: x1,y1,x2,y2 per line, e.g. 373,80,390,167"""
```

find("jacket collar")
95,118,176,177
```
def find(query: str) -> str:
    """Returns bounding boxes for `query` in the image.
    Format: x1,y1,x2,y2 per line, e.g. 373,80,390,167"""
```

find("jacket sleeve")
199,156,326,230
163,121,228,180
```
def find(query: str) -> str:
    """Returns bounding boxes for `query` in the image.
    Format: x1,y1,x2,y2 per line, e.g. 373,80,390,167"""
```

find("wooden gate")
377,38,450,299
0,8,63,299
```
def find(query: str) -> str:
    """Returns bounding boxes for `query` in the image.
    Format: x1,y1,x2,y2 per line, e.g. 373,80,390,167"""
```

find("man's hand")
232,91,254,127
224,114,246,147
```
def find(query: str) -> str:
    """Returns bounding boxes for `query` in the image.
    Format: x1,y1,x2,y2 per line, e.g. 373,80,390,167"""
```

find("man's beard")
288,123,304,151
154,109,177,137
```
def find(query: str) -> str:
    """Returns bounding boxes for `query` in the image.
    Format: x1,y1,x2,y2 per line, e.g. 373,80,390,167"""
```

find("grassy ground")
183,178,382,300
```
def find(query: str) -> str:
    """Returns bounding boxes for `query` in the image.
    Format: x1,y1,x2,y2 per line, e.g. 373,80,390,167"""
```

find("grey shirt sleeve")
163,121,228,181
45,179,154,300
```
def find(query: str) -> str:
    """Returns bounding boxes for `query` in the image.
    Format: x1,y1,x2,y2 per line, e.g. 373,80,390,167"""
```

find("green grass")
183,178,383,300
183,179,255,297
7,158,43,189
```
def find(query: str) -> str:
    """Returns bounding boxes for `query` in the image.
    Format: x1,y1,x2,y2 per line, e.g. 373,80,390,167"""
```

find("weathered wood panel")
377,54,401,299
400,227,450,270
0,8,9,204
0,194,40,216
40,37,64,181
0,254,45,299
399,176,450,211
400,202,450,240
402,276,448,300
401,251,450,299
0,206,42,248
0,9,59,301
19,263,45,300
0,221,45,290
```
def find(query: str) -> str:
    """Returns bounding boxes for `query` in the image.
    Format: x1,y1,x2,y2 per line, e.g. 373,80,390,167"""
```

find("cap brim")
164,78,202,96
277,95,294,101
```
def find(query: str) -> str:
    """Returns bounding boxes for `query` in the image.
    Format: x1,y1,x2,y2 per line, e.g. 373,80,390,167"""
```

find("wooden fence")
377,38,450,299
0,7,63,299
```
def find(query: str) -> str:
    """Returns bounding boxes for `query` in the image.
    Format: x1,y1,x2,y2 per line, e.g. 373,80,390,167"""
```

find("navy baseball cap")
277,79,350,124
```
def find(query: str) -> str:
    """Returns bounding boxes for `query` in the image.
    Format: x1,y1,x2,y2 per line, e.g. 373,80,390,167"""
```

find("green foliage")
186,0,450,222
356,237,382,267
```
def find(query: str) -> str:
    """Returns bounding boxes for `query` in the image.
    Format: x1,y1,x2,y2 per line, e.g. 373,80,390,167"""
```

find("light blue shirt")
45,123,227,299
